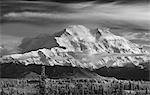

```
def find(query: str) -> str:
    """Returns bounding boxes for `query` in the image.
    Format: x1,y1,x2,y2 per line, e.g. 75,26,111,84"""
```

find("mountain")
1,25,150,69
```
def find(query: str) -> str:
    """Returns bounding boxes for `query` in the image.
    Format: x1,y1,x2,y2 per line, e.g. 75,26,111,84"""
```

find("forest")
0,78,150,95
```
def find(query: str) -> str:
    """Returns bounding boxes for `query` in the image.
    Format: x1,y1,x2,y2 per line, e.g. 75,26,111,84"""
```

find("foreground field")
0,78,150,95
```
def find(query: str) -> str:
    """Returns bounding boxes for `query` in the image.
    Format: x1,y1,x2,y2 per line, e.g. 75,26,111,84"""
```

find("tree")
1,88,6,95
39,65,46,95
145,88,148,95
38,51,47,95
118,82,123,95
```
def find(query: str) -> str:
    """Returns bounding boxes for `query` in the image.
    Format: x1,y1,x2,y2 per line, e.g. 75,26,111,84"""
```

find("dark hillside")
0,63,149,81
94,66,150,81
0,63,98,79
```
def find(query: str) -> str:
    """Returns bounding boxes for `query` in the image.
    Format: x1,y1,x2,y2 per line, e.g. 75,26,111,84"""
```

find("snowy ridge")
1,25,150,69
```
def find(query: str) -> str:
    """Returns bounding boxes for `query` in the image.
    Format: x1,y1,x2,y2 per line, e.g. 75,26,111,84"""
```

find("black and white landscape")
0,0,150,95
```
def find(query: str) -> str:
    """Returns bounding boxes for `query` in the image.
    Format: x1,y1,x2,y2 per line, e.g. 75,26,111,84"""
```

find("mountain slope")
94,66,150,81
19,31,65,53
1,25,150,69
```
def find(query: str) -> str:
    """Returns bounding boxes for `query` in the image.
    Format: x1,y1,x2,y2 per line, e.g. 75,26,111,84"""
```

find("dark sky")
2,0,149,3
55,0,148,3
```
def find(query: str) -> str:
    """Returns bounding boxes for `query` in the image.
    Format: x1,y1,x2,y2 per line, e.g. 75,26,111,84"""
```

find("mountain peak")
63,25,113,41
64,25,96,42
97,27,111,34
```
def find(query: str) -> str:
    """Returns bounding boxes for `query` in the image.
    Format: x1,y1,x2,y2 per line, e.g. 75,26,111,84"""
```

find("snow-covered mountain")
1,25,150,69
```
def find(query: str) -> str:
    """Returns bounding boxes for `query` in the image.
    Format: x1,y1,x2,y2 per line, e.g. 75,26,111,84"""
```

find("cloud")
142,44,150,53
3,2,150,33
1,1,150,54
121,32,150,41
0,35,22,50
3,2,150,21
120,32,150,53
